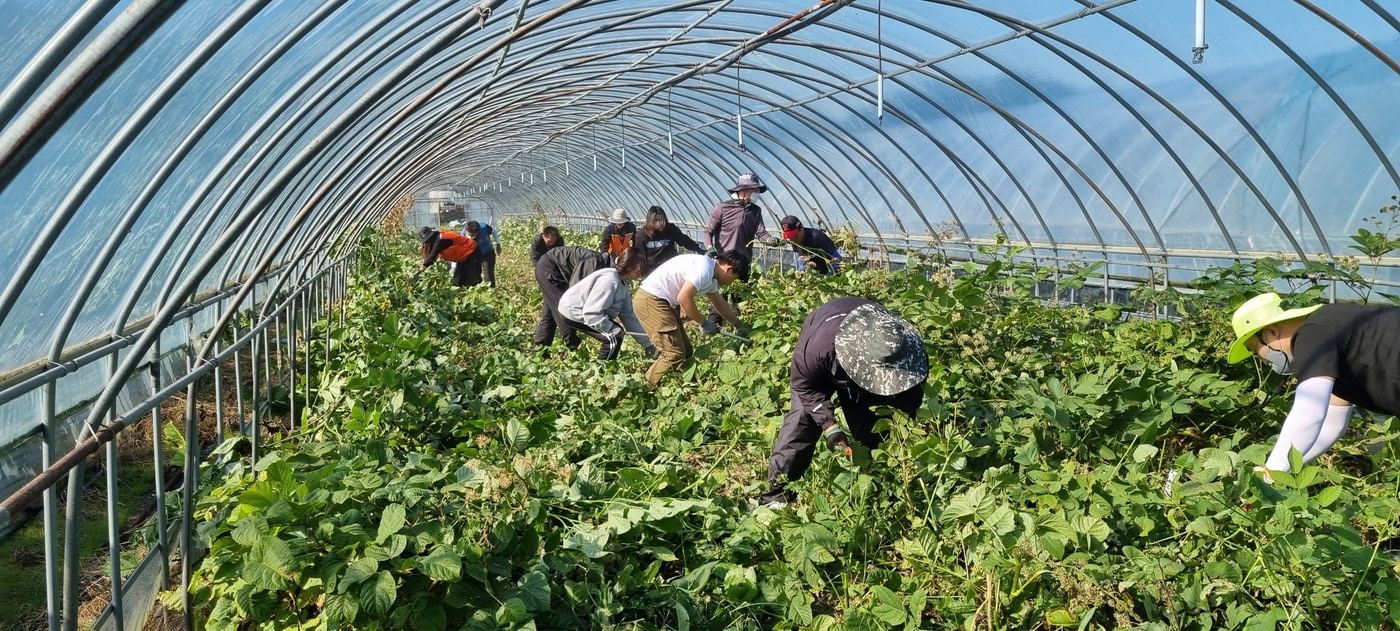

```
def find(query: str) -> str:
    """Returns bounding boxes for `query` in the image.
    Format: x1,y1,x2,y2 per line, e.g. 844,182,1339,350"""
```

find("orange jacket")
437,231,478,262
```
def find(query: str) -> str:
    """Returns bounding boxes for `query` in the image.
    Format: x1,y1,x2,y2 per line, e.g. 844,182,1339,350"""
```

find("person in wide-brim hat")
758,297,928,508
1225,291,1400,482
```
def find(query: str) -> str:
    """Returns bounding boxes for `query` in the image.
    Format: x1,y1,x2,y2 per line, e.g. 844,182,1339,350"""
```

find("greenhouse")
1,0,1399,629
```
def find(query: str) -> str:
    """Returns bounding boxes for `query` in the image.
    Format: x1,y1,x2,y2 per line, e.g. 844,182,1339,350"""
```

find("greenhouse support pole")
302,290,312,425
181,344,200,631
104,353,124,631
214,337,225,448
232,324,245,442
61,436,85,631
149,345,169,590
41,382,59,631
249,325,261,466
286,306,297,431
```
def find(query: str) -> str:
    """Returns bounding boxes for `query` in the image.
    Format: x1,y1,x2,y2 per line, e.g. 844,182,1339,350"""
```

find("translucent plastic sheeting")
1,0,1398,381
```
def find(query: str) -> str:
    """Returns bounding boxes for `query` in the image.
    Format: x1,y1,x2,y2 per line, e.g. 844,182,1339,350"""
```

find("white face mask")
652,220,665,229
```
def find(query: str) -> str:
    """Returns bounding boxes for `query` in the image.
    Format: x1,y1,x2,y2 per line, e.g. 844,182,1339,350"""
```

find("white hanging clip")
1192,0,1208,64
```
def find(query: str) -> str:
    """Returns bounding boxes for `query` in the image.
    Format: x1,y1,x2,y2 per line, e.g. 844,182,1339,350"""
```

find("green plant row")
177,222,1400,630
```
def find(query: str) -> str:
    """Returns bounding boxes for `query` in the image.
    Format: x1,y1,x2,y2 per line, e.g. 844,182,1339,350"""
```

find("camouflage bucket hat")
834,304,929,396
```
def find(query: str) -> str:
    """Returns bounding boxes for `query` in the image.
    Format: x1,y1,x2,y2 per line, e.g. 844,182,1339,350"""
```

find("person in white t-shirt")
633,251,751,386
557,248,658,360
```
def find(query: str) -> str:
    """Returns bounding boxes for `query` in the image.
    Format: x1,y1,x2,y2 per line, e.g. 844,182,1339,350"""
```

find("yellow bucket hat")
1226,292,1323,363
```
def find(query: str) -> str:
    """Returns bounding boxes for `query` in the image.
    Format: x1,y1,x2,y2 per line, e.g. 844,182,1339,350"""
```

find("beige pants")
633,290,692,386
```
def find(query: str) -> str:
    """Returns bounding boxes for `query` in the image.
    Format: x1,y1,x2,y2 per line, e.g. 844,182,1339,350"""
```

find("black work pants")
450,255,475,287
533,258,579,347
562,318,624,360
759,385,923,505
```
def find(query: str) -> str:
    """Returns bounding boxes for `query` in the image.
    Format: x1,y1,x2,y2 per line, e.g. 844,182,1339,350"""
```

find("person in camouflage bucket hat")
758,297,929,508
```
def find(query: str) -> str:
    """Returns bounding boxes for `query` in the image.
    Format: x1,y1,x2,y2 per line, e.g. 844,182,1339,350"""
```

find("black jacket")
540,246,610,286
531,233,565,265
635,224,703,273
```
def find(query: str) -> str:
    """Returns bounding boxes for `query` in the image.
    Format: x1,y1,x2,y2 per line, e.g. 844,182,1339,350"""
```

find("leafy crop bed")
182,224,1400,630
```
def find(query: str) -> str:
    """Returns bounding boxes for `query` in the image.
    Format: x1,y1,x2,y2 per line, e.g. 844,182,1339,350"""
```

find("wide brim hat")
1226,292,1323,363
418,226,437,242
727,172,768,193
834,304,929,396
609,208,631,224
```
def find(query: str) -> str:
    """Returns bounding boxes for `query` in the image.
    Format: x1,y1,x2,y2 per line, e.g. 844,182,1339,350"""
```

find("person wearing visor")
414,226,478,287
1227,292,1400,479
633,251,752,387
779,215,842,275
759,297,929,508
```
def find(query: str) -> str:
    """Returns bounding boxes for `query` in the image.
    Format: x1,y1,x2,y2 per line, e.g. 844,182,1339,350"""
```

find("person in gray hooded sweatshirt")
557,247,657,360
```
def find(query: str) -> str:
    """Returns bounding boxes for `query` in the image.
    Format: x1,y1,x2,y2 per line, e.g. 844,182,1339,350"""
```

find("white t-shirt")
639,254,719,306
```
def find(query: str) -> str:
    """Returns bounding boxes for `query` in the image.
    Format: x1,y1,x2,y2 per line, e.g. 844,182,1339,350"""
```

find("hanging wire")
1192,0,1209,63
667,86,674,157
736,60,745,151
877,0,885,124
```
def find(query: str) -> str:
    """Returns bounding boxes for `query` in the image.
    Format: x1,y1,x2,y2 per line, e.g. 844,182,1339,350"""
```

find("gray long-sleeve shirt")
557,268,649,345
703,199,771,257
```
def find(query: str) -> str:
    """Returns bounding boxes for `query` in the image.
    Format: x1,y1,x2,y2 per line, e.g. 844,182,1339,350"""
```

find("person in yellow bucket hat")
1228,292,1400,479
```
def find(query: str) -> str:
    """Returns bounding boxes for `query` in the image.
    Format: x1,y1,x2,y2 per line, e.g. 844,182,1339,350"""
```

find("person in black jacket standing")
531,226,565,265
758,297,929,508
635,206,704,274
534,245,611,349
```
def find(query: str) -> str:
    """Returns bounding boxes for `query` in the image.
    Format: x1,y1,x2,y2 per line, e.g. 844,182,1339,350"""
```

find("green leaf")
504,418,529,450
418,546,462,582
1132,444,1159,463
341,557,379,588
563,525,610,558
870,586,907,626
496,597,529,624
244,535,295,591
358,570,396,615
1315,485,1343,507
1045,609,1077,626
323,591,359,625
515,571,552,610
723,566,758,602
377,503,406,543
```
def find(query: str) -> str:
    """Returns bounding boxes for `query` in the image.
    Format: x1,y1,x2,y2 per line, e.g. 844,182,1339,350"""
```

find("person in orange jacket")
415,226,478,287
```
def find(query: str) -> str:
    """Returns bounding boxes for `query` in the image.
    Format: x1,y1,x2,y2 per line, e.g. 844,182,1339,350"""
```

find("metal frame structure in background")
0,2,1398,629
0,257,348,631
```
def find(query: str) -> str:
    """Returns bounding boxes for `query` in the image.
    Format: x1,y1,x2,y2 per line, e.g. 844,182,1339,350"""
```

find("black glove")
762,238,782,247
735,323,752,337
823,425,849,453
705,246,718,259
700,320,720,336
643,345,659,359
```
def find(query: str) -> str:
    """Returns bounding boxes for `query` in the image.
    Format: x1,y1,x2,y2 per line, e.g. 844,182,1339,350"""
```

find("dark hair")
643,206,667,235
715,250,751,283
615,247,644,277
542,225,561,239
466,220,481,233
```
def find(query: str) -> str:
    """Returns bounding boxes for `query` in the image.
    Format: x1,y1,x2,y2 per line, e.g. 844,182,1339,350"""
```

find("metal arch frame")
114,0,465,332
1220,0,1400,195
0,0,120,129
38,0,278,365
1082,0,1331,260
84,0,505,440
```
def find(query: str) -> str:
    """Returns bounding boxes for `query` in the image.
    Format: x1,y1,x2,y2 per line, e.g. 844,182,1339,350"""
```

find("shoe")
760,500,787,509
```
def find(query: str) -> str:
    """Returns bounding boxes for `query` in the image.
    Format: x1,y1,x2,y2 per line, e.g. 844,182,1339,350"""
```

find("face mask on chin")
1264,346,1295,375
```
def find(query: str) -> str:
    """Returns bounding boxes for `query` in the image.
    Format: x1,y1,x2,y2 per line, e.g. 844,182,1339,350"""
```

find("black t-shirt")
1293,303,1400,414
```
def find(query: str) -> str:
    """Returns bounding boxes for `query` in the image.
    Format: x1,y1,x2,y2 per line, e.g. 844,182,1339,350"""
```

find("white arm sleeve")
1264,377,1339,471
